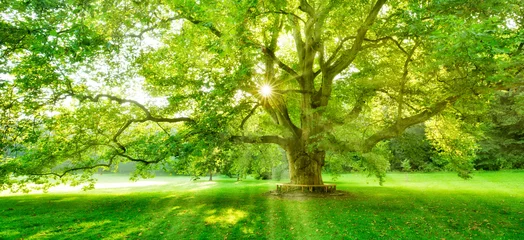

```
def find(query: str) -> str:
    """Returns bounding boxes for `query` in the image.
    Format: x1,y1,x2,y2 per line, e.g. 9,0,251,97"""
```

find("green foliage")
388,125,437,172
425,115,479,179
400,159,411,172
324,151,361,181
1,0,523,188
226,144,282,180
361,142,392,185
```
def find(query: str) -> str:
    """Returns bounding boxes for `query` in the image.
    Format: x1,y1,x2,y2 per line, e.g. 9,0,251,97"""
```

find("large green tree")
1,0,522,190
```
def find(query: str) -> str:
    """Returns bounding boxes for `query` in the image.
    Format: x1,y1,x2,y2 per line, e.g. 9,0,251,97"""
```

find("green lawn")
1,171,523,239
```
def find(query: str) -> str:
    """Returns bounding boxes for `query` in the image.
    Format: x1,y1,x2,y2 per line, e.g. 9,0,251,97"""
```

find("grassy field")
1,171,523,240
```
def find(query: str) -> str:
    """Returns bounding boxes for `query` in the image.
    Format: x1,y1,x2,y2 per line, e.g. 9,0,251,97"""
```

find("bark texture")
286,142,325,185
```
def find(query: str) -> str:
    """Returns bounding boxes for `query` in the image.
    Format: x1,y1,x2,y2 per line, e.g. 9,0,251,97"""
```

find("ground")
1,171,523,239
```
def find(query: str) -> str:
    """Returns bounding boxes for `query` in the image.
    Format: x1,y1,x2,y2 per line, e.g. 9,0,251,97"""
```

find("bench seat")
276,183,336,193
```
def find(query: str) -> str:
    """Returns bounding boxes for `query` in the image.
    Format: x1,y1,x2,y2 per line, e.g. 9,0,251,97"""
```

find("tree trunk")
285,141,325,185
209,170,213,181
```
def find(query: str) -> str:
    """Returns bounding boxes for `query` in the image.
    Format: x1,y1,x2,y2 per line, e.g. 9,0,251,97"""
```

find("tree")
476,86,524,170
388,124,436,172
1,0,522,191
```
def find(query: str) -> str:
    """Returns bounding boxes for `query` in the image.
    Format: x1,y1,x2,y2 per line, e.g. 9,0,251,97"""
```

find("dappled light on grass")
108,226,143,240
0,230,19,239
204,208,248,225
161,194,178,199
28,220,112,239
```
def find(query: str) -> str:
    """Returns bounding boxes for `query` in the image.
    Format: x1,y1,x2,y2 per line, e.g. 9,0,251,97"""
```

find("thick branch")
116,153,164,165
183,15,222,38
319,0,387,107
289,16,305,77
347,97,366,121
74,94,149,117
298,0,315,17
73,93,193,123
274,104,302,137
328,0,388,75
260,97,301,138
363,95,459,151
262,46,299,78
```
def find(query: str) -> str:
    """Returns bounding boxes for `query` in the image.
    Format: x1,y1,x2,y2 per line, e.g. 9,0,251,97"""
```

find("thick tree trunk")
285,142,325,185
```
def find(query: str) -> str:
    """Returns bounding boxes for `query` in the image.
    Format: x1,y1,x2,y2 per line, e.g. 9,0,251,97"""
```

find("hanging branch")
29,155,116,178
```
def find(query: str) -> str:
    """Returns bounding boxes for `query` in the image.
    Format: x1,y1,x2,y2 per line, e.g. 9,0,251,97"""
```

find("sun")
259,84,273,97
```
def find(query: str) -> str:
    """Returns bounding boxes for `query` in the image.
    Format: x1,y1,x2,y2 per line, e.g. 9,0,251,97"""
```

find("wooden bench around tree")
276,183,336,193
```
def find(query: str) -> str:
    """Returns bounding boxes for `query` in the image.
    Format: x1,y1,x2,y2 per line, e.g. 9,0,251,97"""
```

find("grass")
1,171,523,239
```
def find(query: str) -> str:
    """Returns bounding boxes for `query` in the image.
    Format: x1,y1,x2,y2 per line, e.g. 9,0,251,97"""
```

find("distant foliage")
476,88,524,170
388,124,439,172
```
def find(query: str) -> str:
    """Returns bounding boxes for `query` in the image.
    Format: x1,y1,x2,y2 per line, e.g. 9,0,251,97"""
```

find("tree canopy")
1,0,522,191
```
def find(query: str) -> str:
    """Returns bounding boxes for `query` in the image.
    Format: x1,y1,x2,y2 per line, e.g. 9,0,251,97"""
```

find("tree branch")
363,95,459,151
325,37,351,67
259,10,305,23
240,103,260,130
319,0,387,107
328,0,388,75
259,96,301,137
70,93,192,152
397,41,420,121
116,153,164,165
298,0,315,17
358,36,409,55
126,16,183,38
29,155,116,178
183,15,222,38
262,46,299,78
230,135,289,147
274,103,302,137
289,16,305,80
280,89,314,94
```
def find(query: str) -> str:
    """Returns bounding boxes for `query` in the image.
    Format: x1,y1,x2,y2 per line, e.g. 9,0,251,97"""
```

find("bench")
276,183,336,193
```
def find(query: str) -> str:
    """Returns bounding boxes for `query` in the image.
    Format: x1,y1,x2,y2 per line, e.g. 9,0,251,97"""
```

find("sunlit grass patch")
205,208,248,225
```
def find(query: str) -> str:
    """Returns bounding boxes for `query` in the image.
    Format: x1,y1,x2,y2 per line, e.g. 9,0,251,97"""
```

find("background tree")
388,124,436,172
476,87,524,170
1,0,523,191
